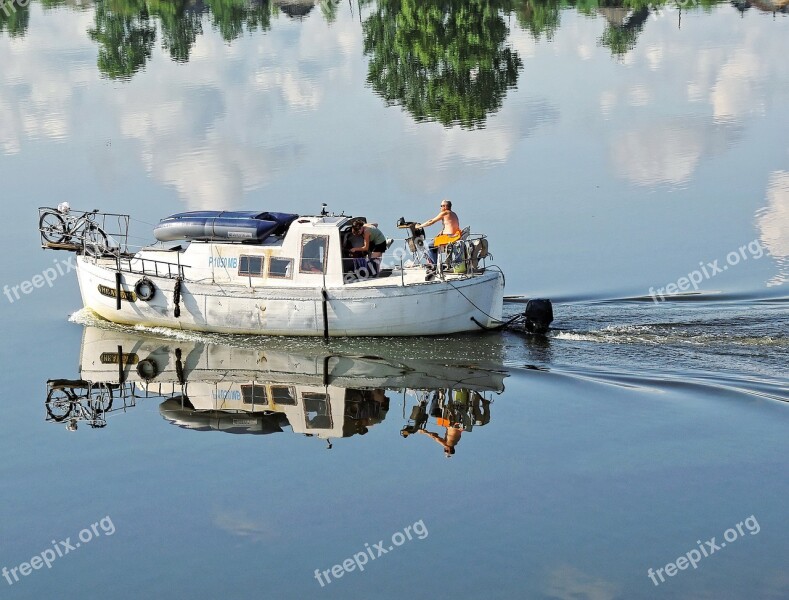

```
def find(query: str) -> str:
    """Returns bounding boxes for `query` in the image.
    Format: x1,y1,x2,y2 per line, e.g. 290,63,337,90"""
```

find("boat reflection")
45,325,507,448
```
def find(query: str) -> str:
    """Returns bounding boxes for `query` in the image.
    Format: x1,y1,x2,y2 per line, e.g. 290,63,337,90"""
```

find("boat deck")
90,255,485,289
342,267,482,288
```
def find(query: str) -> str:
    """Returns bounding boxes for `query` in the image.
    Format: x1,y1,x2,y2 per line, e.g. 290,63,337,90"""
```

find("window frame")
238,255,266,278
268,257,294,279
302,391,333,430
270,385,296,406
299,234,329,275
241,383,268,405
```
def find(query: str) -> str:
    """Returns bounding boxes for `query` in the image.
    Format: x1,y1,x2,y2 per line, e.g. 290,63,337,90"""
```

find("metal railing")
435,233,489,278
114,254,188,280
38,207,131,257
38,207,189,279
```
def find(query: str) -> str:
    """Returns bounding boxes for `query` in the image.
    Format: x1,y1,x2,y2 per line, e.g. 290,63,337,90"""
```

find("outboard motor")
522,299,553,335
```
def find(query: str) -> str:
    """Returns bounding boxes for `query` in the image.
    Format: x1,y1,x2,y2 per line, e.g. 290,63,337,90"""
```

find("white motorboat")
38,206,507,337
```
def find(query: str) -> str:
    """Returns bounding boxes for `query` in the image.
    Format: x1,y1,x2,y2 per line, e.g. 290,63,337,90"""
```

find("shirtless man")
418,426,461,457
419,199,460,238
419,199,460,266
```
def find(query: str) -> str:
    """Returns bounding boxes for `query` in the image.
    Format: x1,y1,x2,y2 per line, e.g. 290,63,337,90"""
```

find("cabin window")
303,392,332,430
270,386,296,406
268,257,293,279
300,235,328,274
239,255,265,277
241,384,267,405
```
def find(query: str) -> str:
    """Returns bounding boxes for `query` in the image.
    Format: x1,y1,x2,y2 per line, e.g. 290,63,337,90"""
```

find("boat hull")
76,257,504,336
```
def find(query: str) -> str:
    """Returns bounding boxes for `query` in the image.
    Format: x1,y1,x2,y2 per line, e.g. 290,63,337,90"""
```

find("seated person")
347,219,387,276
419,199,460,265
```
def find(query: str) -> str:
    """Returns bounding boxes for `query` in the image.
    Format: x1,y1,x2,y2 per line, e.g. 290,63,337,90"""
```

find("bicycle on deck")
39,202,110,256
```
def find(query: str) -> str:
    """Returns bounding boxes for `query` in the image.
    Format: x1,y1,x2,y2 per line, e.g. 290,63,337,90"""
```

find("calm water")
1,1,787,598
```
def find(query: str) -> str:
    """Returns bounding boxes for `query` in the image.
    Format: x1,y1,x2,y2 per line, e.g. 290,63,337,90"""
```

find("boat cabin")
142,211,382,287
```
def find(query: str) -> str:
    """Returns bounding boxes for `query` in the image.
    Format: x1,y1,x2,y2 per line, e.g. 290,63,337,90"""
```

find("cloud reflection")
0,8,94,155
214,509,276,542
757,171,789,286
598,12,785,187
544,565,620,600
610,120,742,187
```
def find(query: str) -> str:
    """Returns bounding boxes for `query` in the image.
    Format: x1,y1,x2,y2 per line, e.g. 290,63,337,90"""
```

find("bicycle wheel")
88,382,113,413
83,225,109,257
46,388,75,422
39,212,68,244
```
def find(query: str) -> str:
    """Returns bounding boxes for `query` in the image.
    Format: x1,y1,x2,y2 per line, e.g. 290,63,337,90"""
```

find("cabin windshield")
303,392,332,430
300,235,328,274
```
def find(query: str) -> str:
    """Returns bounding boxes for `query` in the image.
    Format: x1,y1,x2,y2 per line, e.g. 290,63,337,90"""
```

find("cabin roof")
292,215,352,227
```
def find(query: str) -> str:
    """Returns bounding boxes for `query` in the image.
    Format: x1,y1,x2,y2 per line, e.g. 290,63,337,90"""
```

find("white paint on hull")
77,257,504,336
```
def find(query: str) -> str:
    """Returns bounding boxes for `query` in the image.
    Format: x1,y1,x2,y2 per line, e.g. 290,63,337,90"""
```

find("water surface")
0,1,787,598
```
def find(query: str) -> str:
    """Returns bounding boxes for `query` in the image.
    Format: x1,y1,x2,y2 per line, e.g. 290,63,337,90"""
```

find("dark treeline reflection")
2,0,742,114
4,0,342,79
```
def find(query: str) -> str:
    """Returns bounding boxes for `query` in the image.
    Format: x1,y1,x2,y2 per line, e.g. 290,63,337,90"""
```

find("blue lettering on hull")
208,257,239,268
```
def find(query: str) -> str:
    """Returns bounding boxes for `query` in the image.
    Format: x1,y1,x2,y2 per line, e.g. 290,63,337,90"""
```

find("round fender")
136,358,159,382
134,278,156,301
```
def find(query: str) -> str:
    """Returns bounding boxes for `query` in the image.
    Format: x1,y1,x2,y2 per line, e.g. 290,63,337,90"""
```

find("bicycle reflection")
45,379,138,431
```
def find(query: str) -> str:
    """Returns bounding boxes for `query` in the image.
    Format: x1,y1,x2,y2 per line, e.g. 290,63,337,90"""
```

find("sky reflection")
1,1,787,296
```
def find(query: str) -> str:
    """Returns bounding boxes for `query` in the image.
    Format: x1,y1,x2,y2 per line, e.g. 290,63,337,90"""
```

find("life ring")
134,278,156,301
136,358,159,382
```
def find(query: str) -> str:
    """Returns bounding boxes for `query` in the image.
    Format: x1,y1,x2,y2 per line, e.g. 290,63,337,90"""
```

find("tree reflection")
514,0,725,56
515,0,561,40
88,0,156,80
85,0,274,78
319,0,341,22
362,0,523,129
147,0,203,62
205,0,272,42
1,0,733,76
597,4,650,56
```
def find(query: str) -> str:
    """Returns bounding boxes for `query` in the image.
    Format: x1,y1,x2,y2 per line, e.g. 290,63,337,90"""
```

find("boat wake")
509,362,789,404
552,324,788,347
501,297,788,401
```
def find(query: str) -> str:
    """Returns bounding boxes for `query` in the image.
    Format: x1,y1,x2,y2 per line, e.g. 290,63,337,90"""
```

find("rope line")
446,276,506,325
